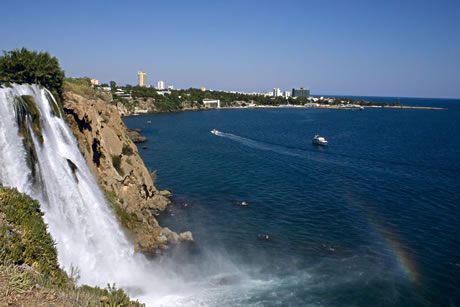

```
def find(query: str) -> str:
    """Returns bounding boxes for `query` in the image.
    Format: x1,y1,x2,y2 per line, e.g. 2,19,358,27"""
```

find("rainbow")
345,190,419,284
370,217,419,283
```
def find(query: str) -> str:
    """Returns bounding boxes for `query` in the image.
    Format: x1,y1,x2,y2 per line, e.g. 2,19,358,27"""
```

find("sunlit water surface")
124,98,460,306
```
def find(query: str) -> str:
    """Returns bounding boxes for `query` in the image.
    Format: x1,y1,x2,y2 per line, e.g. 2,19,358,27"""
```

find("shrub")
0,186,67,286
0,186,144,306
122,144,134,156
111,155,124,176
104,190,137,229
0,48,65,103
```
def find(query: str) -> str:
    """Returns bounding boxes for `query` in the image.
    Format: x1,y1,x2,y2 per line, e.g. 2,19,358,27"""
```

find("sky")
1,0,460,98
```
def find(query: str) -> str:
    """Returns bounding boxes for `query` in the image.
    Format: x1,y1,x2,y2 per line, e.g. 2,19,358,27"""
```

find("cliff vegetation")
0,48,65,104
0,186,144,306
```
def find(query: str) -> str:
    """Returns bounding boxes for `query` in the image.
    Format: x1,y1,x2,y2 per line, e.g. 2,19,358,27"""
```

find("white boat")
211,129,219,135
312,135,328,146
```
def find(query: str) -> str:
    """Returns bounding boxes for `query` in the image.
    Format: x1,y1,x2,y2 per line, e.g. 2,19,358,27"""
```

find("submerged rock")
257,234,271,241
232,200,250,206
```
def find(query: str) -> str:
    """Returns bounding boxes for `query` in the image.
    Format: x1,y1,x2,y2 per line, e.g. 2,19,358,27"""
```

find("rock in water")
126,128,148,143
258,234,271,241
179,231,194,242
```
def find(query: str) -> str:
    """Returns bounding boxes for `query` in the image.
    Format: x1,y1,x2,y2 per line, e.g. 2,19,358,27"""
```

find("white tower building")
157,80,165,90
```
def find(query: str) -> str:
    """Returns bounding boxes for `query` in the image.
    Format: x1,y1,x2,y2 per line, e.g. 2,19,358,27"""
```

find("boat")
147,120,151,124
312,135,328,146
211,129,219,135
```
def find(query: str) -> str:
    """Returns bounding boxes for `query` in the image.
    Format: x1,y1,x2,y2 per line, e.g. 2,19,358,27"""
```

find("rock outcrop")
126,128,147,143
63,90,192,255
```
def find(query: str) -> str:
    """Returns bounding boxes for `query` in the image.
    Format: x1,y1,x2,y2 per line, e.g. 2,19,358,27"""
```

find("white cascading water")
0,84,190,305
0,84,262,306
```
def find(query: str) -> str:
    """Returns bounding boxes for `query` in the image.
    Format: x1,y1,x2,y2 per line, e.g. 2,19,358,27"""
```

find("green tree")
0,48,65,103
110,80,117,91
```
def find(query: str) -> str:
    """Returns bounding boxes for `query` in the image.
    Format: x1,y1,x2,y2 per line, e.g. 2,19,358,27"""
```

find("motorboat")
211,129,219,135
312,135,328,146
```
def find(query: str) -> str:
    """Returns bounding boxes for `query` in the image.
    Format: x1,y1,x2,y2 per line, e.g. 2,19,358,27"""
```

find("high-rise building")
284,91,291,97
273,88,281,97
167,85,174,90
138,71,147,87
157,80,165,90
292,87,310,97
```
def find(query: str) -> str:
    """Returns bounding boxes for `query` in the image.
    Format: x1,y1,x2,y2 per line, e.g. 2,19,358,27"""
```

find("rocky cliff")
62,87,192,255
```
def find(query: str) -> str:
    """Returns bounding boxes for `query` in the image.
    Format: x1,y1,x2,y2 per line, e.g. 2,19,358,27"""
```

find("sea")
123,97,460,306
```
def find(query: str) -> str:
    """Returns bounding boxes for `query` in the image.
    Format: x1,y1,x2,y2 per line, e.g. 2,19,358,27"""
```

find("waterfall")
0,84,172,302
0,84,255,306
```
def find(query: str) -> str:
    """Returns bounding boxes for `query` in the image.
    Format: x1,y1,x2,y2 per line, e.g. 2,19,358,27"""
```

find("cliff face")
63,90,192,255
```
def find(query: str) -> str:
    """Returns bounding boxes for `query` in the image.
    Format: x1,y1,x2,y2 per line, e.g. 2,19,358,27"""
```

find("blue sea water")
124,97,460,306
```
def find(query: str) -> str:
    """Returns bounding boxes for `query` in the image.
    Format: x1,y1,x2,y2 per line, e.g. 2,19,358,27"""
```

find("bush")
111,155,124,176
122,144,134,156
0,48,65,103
104,190,137,229
0,186,67,286
0,186,145,306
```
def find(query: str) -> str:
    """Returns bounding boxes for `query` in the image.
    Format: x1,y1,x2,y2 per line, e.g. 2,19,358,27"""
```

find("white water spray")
0,84,271,306
0,84,189,303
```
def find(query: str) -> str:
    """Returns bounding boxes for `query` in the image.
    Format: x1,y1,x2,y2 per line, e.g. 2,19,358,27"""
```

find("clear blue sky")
1,0,459,98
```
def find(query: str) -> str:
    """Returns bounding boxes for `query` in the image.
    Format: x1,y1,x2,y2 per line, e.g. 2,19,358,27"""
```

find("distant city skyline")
1,0,459,98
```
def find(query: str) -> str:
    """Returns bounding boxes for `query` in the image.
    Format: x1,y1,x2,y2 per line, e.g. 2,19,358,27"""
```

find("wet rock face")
63,90,190,253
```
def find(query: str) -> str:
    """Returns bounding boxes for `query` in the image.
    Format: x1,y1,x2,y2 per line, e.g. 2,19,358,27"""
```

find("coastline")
122,103,447,117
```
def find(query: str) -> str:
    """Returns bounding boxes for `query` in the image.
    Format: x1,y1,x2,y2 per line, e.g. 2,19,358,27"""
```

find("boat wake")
211,130,456,179
213,131,303,158
0,84,277,306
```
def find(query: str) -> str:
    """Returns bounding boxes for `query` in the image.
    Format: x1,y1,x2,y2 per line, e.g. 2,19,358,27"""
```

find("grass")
0,186,66,286
64,78,109,101
0,263,144,306
0,186,145,306
104,190,138,230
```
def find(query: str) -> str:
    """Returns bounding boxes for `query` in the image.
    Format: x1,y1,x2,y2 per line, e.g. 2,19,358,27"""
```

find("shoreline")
123,104,447,117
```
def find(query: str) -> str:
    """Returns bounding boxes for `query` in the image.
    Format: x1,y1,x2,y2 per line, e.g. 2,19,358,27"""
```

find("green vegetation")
20,95,44,144
111,155,124,176
122,144,134,156
0,48,65,104
0,186,67,286
109,84,398,110
104,190,138,230
64,77,109,101
110,81,117,91
0,186,144,306
113,86,392,111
